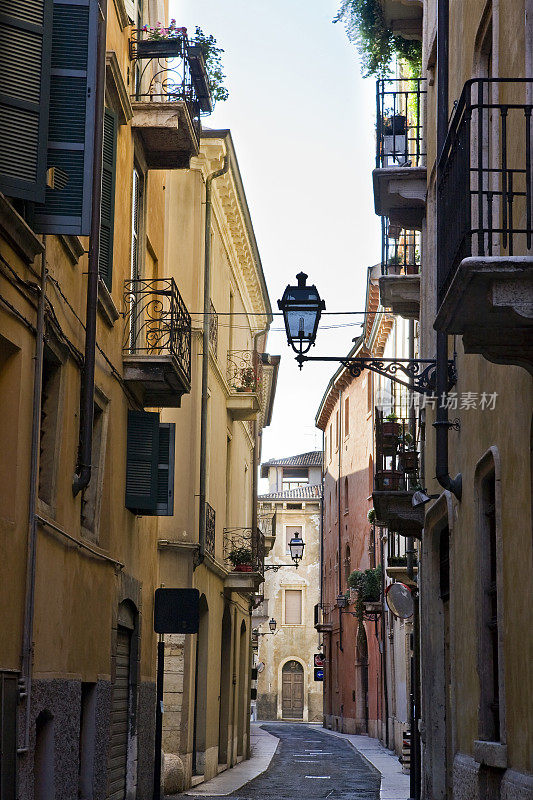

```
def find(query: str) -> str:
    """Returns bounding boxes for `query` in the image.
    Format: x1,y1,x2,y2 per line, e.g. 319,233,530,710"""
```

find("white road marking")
305,775,331,779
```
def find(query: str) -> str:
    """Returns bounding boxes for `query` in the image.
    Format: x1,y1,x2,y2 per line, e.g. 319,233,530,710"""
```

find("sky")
171,0,381,468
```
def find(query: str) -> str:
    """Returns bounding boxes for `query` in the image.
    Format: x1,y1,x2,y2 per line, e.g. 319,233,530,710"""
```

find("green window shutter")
0,0,53,202
99,108,117,291
33,0,98,235
156,422,175,516
125,410,159,513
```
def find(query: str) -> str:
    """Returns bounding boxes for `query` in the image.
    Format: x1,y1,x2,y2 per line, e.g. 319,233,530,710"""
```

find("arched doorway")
218,606,232,765
282,660,304,719
194,594,209,775
237,620,247,756
355,624,369,733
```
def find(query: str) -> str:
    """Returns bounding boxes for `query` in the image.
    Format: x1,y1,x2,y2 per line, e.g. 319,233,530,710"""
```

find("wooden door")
282,661,304,719
108,626,131,800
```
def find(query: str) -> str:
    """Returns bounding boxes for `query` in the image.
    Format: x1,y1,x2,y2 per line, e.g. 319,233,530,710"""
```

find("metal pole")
153,637,165,800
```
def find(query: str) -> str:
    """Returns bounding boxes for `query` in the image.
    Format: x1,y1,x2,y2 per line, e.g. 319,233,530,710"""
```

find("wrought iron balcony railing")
437,78,533,304
227,350,263,400
223,526,265,575
381,216,421,276
129,28,212,118
205,501,215,558
123,278,191,382
376,78,426,169
374,408,420,491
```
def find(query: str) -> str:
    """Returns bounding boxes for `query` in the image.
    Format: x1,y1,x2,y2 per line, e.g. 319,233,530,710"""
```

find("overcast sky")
171,0,381,469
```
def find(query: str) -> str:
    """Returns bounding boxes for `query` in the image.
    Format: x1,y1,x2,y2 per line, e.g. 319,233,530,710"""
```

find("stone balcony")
379,273,420,319
131,100,200,169
226,350,262,421
373,166,427,230
373,490,424,538
224,570,264,594
434,257,533,375
379,0,423,39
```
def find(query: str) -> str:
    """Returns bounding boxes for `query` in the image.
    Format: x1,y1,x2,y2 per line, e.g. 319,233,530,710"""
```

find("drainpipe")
19,242,47,753
197,156,229,563
435,0,462,500
337,387,343,653
73,0,107,495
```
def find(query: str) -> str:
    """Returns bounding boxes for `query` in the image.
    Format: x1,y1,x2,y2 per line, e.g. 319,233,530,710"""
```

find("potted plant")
398,432,419,472
136,21,186,59
228,545,253,572
367,508,376,524
238,367,255,393
386,252,403,275
388,555,408,567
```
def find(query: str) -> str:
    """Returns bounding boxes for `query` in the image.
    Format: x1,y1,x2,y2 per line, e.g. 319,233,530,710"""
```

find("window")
99,109,118,291
329,424,332,460
81,401,108,540
282,467,308,492
344,476,349,513
344,544,351,588
286,525,302,554
39,345,62,506
367,373,372,413
125,410,175,515
344,397,349,436
284,590,302,625
286,503,302,510
335,411,339,449
131,166,144,283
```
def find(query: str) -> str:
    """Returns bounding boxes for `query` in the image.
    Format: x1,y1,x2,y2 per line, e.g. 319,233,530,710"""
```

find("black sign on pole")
154,588,200,634
153,589,200,800
314,667,324,682
314,653,325,668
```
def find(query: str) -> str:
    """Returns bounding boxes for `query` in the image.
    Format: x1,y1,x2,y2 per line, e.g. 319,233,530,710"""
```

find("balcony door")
282,660,304,719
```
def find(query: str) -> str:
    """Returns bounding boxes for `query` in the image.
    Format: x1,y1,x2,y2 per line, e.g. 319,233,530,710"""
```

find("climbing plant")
333,0,422,77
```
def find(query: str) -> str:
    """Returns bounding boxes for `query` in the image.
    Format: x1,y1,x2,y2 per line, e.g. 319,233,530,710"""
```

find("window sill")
0,194,43,264
473,740,507,769
97,278,120,327
59,234,85,266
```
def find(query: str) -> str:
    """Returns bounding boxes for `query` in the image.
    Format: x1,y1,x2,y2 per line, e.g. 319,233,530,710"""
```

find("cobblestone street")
179,724,380,799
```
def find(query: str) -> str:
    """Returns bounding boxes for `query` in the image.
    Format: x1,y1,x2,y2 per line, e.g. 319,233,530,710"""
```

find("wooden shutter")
284,590,302,625
0,0,53,201
0,673,18,800
125,410,159,512
124,0,135,22
108,627,131,800
33,0,98,235
99,108,117,290
155,422,175,516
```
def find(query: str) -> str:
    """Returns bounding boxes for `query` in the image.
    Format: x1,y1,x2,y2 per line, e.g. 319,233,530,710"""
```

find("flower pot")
398,451,419,472
382,421,401,437
386,262,403,275
404,264,419,275
234,564,253,572
137,38,182,59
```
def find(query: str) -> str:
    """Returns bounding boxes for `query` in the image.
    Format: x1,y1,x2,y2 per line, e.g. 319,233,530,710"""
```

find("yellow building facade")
0,3,275,798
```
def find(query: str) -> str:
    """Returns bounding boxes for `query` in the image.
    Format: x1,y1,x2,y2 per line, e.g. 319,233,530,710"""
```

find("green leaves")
193,26,229,104
333,0,421,77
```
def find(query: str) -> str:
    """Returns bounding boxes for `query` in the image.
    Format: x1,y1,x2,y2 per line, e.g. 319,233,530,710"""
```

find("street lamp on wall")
278,273,456,394
254,618,278,637
264,533,306,571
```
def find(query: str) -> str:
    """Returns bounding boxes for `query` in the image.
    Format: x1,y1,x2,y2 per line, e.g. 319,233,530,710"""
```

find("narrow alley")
177,724,381,800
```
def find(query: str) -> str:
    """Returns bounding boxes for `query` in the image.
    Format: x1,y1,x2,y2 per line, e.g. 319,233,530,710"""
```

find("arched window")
344,476,349,513
368,455,373,496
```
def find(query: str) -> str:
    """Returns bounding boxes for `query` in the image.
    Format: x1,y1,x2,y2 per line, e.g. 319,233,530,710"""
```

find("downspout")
337,387,343,652
435,0,462,500
197,156,229,563
73,0,107,495
19,242,47,753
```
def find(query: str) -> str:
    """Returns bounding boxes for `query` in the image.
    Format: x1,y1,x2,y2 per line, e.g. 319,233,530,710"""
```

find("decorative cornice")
105,50,133,124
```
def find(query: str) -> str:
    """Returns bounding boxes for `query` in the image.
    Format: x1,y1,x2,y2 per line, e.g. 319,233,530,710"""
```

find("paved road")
181,723,380,799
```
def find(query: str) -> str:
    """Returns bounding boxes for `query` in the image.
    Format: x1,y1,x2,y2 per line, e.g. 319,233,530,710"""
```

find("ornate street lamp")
278,272,325,363
255,618,278,637
268,617,277,632
264,533,306,572
336,593,348,609
278,273,456,395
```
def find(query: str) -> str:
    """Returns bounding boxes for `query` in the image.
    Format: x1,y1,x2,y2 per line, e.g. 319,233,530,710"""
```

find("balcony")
379,217,421,318
435,79,533,373
258,509,276,554
130,30,212,169
226,350,262,420
123,278,191,407
372,409,424,538
378,0,423,40
373,79,427,229
314,603,333,633
205,502,215,558
223,526,265,593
